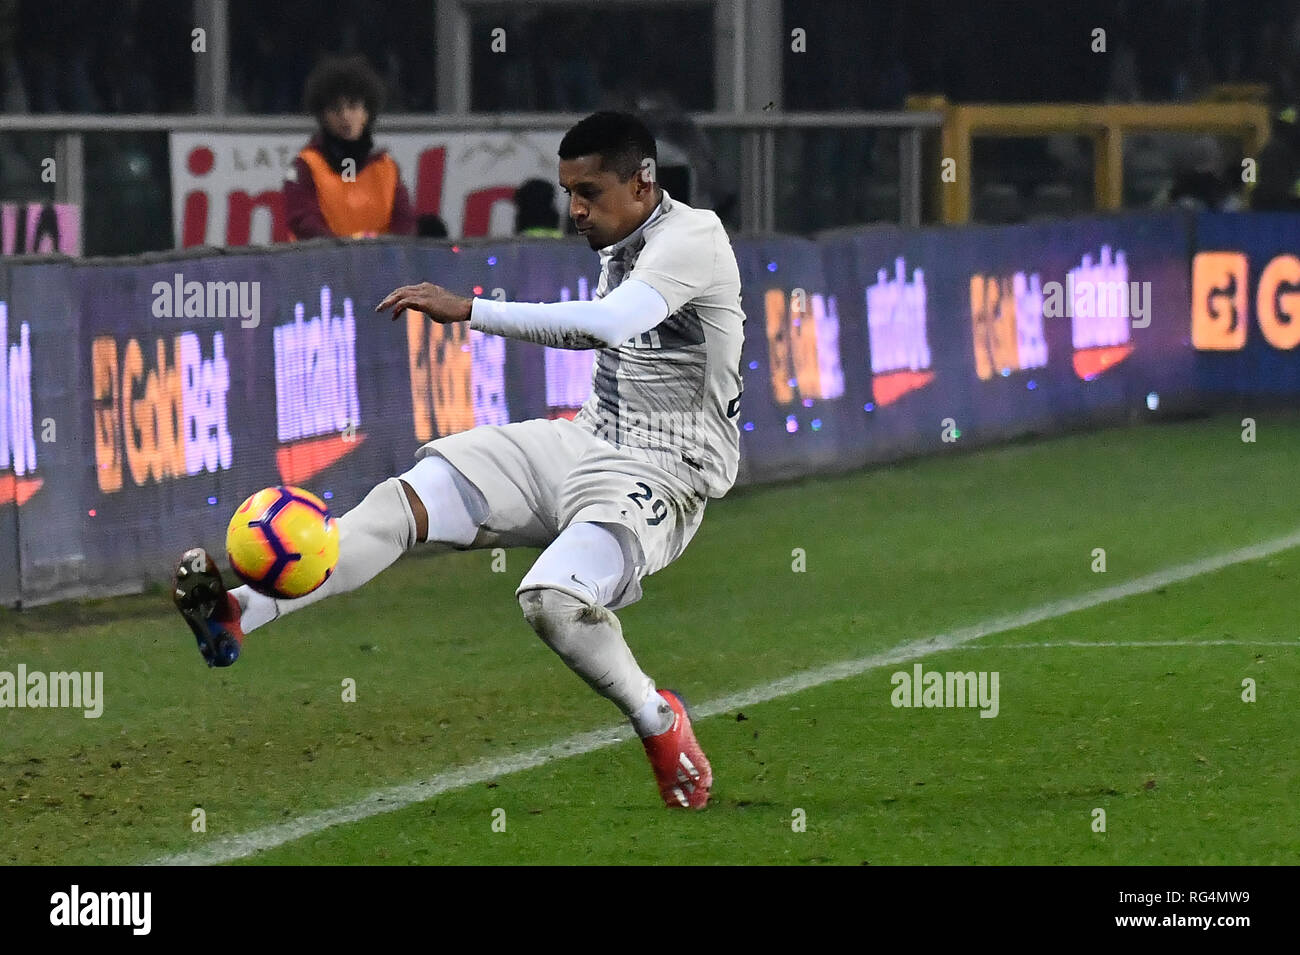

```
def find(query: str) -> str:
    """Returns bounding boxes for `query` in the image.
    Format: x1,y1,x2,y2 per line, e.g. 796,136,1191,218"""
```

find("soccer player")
173,111,745,810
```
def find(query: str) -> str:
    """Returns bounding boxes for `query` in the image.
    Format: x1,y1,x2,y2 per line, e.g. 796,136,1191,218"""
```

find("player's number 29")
627,481,668,527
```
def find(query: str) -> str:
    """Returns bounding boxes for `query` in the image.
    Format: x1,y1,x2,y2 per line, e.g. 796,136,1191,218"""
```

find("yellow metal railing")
909,92,1273,224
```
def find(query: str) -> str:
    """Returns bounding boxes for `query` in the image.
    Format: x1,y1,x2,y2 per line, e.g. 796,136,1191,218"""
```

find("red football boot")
641,689,712,809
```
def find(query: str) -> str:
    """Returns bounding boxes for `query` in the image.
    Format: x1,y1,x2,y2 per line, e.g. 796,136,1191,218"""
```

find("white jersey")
572,188,745,499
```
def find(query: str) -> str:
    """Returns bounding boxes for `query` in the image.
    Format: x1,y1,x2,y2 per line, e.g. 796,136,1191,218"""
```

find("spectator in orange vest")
284,55,415,240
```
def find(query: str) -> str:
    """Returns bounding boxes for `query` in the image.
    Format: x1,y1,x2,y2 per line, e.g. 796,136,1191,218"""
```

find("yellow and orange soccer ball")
226,486,339,599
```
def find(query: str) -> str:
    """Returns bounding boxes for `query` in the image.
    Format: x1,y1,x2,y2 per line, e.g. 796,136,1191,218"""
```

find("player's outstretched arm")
375,282,473,323
375,279,669,350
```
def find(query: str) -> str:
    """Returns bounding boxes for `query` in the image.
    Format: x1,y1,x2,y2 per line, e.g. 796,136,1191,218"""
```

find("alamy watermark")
50,886,150,935
1045,247,1151,328
152,273,261,328
1042,273,1151,326
890,663,999,718
0,666,103,718
591,402,708,462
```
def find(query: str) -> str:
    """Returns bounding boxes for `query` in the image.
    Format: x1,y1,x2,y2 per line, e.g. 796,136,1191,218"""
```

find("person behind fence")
1250,102,1300,212
284,54,415,240
417,214,448,238
514,178,565,238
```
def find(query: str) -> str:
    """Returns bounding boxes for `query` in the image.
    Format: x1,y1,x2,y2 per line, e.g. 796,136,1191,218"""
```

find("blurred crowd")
4,0,1298,115
0,0,704,116
0,0,192,113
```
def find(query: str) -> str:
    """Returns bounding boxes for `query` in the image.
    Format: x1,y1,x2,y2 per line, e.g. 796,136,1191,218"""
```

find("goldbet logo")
273,286,363,484
1249,254,1300,348
970,270,1049,380
92,332,232,493
864,258,933,405
1192,251,1300,351
407,308,509,440
763,287,845,406
0,303,42,506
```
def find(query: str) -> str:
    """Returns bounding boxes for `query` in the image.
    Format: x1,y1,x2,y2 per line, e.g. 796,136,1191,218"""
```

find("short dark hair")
514,178,559,230
304,55,386,119
558,111,658,182
417,214,448,238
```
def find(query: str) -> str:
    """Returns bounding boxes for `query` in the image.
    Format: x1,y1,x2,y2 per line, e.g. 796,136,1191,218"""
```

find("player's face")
323,98,369,141
559,155,657,250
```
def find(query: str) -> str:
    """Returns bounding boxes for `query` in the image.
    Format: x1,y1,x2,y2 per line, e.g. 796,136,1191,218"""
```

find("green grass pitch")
2,410,1297,865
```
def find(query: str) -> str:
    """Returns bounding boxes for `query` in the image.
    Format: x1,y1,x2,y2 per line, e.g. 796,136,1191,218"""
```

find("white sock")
236,586,278,632
399,453,489,545
518,588,667,729
234,476,419,633
630,689,675,738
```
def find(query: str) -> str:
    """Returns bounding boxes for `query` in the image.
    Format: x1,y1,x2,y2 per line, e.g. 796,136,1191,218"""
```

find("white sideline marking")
148,528,1300,866
967,640,1298,650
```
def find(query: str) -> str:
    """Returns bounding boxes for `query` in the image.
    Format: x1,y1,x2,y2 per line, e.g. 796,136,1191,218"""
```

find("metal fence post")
899,127,923,228
193,0,229,115
53,133,85,214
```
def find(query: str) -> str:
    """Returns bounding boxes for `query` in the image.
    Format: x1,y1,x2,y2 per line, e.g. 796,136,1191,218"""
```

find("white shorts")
416,417,708,607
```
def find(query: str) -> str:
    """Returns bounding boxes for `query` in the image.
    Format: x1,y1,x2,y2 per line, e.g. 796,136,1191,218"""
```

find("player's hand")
375,282,473,323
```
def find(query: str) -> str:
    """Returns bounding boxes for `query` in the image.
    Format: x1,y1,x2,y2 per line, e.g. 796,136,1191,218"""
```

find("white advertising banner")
170,131,567,248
